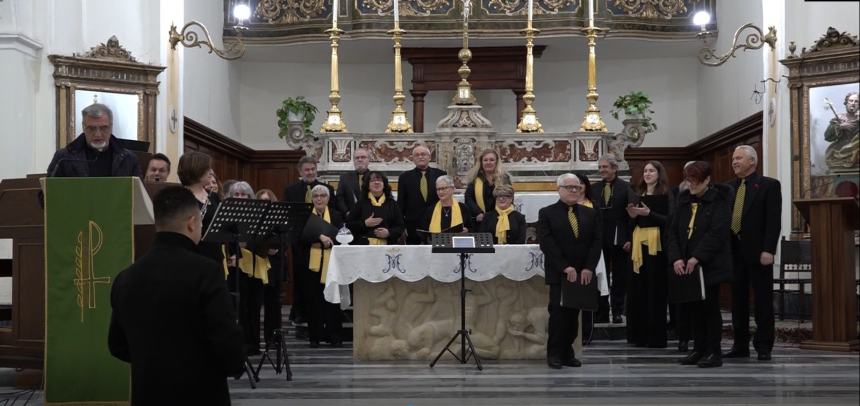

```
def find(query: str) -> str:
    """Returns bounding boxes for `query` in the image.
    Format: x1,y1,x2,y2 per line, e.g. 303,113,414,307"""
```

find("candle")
394,0,399,26
528,0,533,23
587,0,594,28
333,0,338,28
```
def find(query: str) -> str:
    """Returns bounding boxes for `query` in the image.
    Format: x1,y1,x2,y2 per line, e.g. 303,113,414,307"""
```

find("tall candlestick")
587,0,594,28
528,0,533,25
394,0,399,27
333,0,338,28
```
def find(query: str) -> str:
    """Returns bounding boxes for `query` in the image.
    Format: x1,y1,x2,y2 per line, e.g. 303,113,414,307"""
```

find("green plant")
276,96,318,138
610,90,658,134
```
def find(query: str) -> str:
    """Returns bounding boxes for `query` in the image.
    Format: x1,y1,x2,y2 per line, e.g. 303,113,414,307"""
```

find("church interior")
0,0,858,404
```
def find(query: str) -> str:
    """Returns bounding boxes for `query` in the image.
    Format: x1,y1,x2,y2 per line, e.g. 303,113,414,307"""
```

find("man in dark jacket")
335,147,370,217
108,186,245,405
397,145,446,244
47,103,142,177
590,154,637,323
538,173,602,369
724,145,782,361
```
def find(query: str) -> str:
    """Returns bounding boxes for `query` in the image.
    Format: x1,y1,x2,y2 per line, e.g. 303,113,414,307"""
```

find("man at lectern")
46,103,142,177
108,186,244,405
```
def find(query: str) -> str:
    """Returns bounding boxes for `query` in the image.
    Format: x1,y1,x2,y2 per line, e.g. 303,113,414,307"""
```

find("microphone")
48,155,98,177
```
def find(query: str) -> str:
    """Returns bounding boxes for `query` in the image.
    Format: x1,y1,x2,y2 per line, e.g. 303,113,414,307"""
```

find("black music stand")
204,199,310,385
428,233,495,371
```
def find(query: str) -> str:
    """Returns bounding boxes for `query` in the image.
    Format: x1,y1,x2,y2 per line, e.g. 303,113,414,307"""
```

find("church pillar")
411,89,427,133
513,89,525,124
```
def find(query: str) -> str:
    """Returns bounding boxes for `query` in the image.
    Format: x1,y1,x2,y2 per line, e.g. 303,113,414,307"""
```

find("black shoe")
757,351,772,361
722,348,750,358
679,351,704,365
330,340,343,348
612,315,623,324
309,341,320,348
697,354,723,368
547,357,563,369
678,340,689,353
562,358,582,367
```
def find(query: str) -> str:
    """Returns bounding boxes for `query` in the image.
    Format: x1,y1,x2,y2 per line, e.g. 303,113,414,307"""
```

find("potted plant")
610,90,657,134
276,96,318,139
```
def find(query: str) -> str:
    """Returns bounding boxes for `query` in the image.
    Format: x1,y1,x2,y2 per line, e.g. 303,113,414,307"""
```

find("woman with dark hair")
667,161,732,368
626,161,671,348
478,184,526,244
177,152,221,263
465,149,512,227
346,171,404,245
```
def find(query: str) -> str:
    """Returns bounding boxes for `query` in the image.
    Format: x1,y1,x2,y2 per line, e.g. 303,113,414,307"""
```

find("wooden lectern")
793,197,859,352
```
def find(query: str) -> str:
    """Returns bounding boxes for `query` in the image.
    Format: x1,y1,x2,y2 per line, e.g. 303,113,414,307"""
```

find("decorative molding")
0,33,43,58
806,27,858,54
78,35,137,62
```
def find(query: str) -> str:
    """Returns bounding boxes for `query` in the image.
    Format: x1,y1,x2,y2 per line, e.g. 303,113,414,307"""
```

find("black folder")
301,214,339,243
640,194,669,216
667,265,706,304
560,278,599,311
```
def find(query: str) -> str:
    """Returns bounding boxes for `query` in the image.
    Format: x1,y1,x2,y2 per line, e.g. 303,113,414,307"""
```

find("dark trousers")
627,248,668,347
304,270,343,343
730,256,775,353
687,283,722,357
263,282,282,344
675,303,693,342
598,245,632,318
547,284,581,361
405,224,423,245
290,246,307,322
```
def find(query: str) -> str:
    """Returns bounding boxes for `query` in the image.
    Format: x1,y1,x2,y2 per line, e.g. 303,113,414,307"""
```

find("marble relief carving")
578,138,601,161
497,140,571,163
353,277,549,360
357,0,454,16
255,0,330,24
330,138,353,162
358,140,439,163
608,0,699,19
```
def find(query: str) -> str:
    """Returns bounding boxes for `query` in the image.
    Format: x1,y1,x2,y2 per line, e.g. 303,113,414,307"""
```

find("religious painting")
807,83,859,198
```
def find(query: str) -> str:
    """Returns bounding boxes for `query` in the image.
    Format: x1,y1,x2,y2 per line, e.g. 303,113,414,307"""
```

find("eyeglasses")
84,125,111,134
311,194,328,198
496,195,513,200
436,186,452,192
559,185,584,192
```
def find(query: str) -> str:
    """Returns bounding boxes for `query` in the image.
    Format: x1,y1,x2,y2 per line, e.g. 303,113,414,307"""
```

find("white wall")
786,1,859,51
238,54,700,149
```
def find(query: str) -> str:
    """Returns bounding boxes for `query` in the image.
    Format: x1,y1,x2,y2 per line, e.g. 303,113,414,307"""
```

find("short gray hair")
311,184,330,197
436,175,454,188
227,181,254,198
598,154,619,169
556,173,577,187
734,145,758,164
298,155,318,169
82,103,113,124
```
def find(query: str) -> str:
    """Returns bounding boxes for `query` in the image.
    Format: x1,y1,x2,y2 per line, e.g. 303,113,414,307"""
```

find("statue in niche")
824,92,859,170
505,307,548,359
454,139,476,177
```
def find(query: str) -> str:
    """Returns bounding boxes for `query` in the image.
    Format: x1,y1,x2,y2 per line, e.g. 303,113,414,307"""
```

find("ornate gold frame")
782,28,859,231
49,36,165,151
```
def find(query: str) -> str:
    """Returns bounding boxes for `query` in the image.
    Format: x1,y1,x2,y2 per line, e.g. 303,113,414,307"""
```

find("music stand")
428,233,495,371
204,199,311,386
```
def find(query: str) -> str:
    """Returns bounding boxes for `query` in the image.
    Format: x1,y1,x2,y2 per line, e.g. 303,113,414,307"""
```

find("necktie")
304,184,312,203
568,206,580,238
731,179,746,234
419,171,428,202
687,203,699,239
602,182,611,206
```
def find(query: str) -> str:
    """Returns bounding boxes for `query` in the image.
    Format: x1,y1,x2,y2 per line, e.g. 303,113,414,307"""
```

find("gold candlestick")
321,27,348,133
517,26,543,133
453,0,476,105
385,27,412,133
579,26,607,132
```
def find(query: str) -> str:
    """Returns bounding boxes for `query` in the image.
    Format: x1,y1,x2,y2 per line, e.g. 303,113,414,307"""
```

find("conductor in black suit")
724,145,782,362
397,145,447,244
283,156,335,324
335,147,370,218
590,154,637,324
108,186,244,406
537,173,602,369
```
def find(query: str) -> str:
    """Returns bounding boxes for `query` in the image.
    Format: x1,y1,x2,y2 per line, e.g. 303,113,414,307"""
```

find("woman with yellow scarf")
423,175,474,241
300,184,344,348
465,149,512,228
478,184,526,244
625,161,671,349
346,171,404,245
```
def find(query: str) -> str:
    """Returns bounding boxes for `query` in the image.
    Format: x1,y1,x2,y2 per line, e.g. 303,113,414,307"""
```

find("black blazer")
108,232,245,406
479,210,527,244
346,196,405,245
666,184,733,286
464,173,512,220
537,201,602,285
397,167,447,229
727,172,782,264
47,134,142,177
335,170,366,217
590,177,638,246
299,208,344,281
422,201,475,235
283,179,335,210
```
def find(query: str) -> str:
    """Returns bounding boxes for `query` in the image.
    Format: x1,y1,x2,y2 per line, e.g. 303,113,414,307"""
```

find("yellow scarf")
631,226,661,274
309,207,332,284
221,246,270,284
581,199,593,209
474,176,486,213
494,204,514,244
429,201,463,233
368,192,387,245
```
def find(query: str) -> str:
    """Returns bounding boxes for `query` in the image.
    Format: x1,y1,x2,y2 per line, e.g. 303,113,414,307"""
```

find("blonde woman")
464,149,511,226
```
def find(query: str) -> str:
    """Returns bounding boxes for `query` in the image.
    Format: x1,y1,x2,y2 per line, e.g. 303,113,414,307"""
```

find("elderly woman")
300,184,344,347
423,175,473,241
346,171,404,245
465,149,512,226
177,152,221,263
478,184,526,244
667,161,732,368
